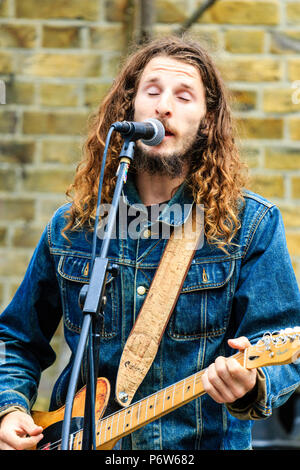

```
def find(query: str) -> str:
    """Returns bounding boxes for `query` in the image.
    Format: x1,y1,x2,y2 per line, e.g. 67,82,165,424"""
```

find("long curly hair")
62,36,248,250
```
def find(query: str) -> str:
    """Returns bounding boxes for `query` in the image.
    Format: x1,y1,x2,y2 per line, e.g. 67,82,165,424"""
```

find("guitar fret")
99,418,104,445
68,432,74,450
73,429,82,450
129,406,133,429
182,378,186,402
105,416,109,442
122,407,126,433
172,383,175,407
145,397,149,420
123,407,131,433
137,400,142,424
110,414,114,440
153,393,158,417
162,387,167,412
116,406,121,437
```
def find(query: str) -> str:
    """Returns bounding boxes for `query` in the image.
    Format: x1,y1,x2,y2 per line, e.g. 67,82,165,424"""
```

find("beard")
132,119,207,179
133,146,190,179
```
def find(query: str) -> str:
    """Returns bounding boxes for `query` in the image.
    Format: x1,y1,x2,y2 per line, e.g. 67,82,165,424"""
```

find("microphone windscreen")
141,118,165,146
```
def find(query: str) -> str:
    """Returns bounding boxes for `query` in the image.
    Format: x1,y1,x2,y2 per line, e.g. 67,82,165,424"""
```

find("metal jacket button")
137,286,146,295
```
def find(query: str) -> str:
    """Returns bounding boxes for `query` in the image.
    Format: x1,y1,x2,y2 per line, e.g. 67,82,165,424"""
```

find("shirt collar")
121,172,194,227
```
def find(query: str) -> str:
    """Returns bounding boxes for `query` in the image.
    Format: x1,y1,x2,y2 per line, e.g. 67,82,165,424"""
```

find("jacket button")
143,229,151,238
137,285,146,295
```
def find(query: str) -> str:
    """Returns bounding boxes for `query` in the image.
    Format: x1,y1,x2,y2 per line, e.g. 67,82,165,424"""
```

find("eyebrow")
143,77,160,85
143,77,195,91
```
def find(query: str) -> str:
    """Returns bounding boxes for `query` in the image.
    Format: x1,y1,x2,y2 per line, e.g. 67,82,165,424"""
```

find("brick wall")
0,0,299,408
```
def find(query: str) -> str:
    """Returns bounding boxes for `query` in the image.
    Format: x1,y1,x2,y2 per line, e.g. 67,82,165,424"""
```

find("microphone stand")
60,137,135,450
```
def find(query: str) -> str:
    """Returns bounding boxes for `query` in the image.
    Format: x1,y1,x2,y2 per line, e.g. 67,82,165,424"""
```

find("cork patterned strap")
115,208,203,406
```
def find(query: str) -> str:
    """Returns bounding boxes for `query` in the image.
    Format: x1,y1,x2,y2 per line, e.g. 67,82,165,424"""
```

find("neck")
135,172,186,206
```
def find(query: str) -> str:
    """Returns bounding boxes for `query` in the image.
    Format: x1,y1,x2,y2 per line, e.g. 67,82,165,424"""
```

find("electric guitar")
31,327,300,450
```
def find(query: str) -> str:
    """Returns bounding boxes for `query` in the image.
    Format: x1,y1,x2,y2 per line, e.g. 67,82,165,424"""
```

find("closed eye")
146,85,160,96
177,91,192,101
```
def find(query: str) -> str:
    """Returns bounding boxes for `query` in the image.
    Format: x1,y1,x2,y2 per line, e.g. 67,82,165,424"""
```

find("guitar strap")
115,206,203,406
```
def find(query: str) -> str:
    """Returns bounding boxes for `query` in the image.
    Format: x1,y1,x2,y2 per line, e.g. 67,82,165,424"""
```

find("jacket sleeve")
227,204,300,420
0,223,62,416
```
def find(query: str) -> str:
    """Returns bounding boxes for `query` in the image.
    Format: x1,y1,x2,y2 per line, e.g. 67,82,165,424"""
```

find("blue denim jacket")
0,175,300,450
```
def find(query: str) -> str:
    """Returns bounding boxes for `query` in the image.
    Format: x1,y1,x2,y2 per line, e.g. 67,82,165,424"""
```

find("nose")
155,91,173,119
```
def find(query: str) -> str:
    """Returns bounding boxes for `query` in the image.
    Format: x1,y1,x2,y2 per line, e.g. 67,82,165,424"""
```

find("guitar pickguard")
37,417,84,450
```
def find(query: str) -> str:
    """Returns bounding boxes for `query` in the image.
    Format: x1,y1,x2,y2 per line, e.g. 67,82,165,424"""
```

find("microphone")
112,118,165,146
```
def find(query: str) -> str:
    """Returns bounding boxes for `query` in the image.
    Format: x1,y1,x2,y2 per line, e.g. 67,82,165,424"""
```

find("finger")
202,364,236,403
20,417,43,437
213,357,246,400
226,357,257,395
12,412,43,436
5,429,43,450
228,336,251,351
215,356,233,383
203,357,257,403
0,411,44,450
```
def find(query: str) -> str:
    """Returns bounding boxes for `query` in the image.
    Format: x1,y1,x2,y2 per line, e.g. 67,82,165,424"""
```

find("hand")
201,336,257,404
0,410,43,450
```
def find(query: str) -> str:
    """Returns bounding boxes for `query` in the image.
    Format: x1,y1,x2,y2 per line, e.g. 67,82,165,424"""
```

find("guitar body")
31,377,117,450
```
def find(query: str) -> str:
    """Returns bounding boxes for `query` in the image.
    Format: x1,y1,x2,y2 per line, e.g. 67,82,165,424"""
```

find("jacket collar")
122,172,194,227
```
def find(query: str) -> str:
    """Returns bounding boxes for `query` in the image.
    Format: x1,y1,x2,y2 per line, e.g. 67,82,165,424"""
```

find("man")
0,36,299,450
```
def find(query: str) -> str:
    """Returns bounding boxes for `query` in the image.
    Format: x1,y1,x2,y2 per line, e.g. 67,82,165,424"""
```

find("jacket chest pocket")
58,255,118,338
168,259,235,340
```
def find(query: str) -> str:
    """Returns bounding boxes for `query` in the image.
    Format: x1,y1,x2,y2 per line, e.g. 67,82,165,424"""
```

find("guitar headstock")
245,327,300,369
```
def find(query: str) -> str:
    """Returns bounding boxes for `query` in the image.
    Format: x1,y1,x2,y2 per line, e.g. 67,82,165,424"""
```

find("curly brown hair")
62,35,248,250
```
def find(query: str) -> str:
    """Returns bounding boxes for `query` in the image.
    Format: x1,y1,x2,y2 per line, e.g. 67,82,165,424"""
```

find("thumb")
20,414,43,436
228,336,251,351
27,424,44,436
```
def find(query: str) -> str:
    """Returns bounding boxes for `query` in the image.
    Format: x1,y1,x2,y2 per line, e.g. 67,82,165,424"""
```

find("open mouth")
164,129,175,137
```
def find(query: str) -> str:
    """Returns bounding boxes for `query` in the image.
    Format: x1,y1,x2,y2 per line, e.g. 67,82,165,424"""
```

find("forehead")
139,55,202,86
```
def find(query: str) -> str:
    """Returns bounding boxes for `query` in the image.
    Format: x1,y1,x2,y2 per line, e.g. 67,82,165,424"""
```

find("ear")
198,114,211,137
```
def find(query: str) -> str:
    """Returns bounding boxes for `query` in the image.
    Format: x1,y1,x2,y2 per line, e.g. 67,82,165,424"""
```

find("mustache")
155,117,208,139
158,119,176,136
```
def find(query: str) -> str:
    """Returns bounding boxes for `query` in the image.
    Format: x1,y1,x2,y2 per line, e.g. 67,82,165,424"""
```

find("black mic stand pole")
60,137,135,450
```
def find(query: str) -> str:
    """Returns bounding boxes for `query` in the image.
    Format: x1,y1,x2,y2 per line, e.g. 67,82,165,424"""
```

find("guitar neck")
89,351,245,449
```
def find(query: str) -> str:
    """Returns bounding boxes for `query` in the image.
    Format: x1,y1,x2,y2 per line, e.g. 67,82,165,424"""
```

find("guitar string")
37,367,211,451
38,373,200,450
36,331,300,449
38,351,250,450
39,382,196,450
